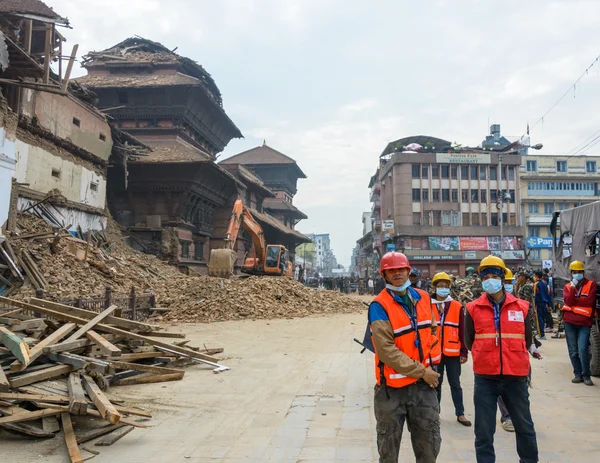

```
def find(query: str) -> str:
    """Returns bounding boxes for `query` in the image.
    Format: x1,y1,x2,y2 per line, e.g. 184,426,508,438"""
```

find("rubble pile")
452,277,483,304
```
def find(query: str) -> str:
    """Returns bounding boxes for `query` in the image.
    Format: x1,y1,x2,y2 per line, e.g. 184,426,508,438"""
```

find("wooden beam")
80,374,120,425
11,322,76,371
43,24,52,84
64,305,117,343
67,373,87,416
118,352,176,362
84,408,146,428
1,420,56,438
85,330,121,357
0,406,66,424
114,372,184,386
42,338,92,354
0,327,31,366
109,361,184,376
94,425,133,446
61,44,79,92
9,365,73,388
76,424,124,444
0,366,9,392
45,353,111,375
3,298,220,363
138,331,186,339
0,393,67,403
61,412,84,463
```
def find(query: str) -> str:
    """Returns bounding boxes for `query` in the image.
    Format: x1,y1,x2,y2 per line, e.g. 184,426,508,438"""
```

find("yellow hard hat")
569,260,584,271
478,255,507,274
432,271,452,286
504,269,514,281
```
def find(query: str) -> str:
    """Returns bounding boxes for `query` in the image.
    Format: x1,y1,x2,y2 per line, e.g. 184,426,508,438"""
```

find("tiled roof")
130,140,211,163
0,0,68,24
221,144,306,178
74,72,203,89
263,198,308,219
248,207,311,243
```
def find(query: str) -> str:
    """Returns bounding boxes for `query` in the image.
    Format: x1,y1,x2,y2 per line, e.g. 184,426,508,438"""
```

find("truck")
551,202,600,376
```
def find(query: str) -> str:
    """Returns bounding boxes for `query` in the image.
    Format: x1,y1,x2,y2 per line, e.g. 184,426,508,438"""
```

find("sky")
46,0,600,267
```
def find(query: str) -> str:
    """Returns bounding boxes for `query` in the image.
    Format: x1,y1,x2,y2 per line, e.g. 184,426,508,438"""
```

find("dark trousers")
374,381,441,463
436,355,465,416
535,303,547,336
497,396,510,423
544,310,554,330
473,375,538,463
564,322,591,377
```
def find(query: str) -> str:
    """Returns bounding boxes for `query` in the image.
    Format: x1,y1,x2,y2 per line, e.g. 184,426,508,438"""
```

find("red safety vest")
432,299,463,357
562,280,594,318
466,293,530,377
371,288,441,388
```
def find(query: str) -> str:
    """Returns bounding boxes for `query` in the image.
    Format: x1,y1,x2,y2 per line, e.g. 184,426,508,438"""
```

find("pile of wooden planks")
0,297,228,462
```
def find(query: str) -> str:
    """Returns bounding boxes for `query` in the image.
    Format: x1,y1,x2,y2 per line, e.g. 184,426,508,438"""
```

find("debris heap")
452,277,483,304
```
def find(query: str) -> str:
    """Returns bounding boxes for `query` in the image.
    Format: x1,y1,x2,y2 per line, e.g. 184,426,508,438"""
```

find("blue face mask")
504,284,514,294
436,288,451,298
572,273,584,282
482,278,503,295
386,281,411,292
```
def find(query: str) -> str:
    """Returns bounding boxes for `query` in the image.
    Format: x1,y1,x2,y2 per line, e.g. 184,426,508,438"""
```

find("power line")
567,127,600,154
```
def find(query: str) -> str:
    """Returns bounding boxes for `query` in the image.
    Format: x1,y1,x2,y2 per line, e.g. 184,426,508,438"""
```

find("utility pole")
499,154,504,254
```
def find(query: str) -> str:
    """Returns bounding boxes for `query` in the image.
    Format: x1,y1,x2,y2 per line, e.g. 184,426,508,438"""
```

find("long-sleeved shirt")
431,298,468,358
563,278,597,327
369,288,437,380
534,279,550,305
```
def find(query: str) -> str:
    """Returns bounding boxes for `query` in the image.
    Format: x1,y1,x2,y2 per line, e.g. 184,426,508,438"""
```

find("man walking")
533,271,550,340
465,256,540,463
562,261,597,386
369,252,441,462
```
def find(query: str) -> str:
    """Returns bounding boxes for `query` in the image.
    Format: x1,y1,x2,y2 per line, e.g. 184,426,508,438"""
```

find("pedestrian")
409,267,423,289
368,251,442,462
562,260,597,386
533,271,550,340
498,268,515,432
465,255,540,463
368,277,374,295
430,271,471,427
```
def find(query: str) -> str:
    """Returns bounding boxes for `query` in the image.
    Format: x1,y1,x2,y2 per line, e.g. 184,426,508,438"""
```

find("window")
442,211,451,225
502,213,508,225
501,167,506,180
491,213,499,226
490,190,497,202
509,213,517,226
481,213,487,226
451,212,460,226
433,190,440,202
90,182,98,192
442,189,450,202
471,189,479,202
558,203,569,210
530,249,541,261
471,213,480,226
462,213,470,226
490,166,497,180
461,166,469,178
99,133,106,142
528,203,539,214
451,166,458,179
413,212,421,225
480,166,487,180
480,189,487,203
72,117,81,127
556,160,568,173
508,167,515,180
452,189,458,202
529,226,540,237
432,165,439,177
422,164,429,178
257,198,263,212
526,160,537,172
470,166,478,179
442,165,450,179
194,241,204,260
51,168,61,179
422,190,429,202
586,161,597,173
412,164,420,178
180,241,190,258
412,188,421,201
509,189,515,203
462,190,468,202
433,210,442,226
544,203,553,215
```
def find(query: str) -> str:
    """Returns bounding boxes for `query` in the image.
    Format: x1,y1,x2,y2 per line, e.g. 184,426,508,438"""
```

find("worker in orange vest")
465,256,540,463
368,251,441,462
430,271,471,427
562,260,597,386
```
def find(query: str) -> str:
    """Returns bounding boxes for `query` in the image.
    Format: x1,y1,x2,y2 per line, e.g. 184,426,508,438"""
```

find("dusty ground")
1,307,599,463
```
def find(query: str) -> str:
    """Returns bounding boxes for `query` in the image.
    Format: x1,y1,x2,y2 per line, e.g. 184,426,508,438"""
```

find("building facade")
520,154,600,265
372,135,525,277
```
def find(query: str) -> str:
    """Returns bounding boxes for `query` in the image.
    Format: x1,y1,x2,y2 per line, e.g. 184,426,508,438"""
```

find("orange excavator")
208,199,293,277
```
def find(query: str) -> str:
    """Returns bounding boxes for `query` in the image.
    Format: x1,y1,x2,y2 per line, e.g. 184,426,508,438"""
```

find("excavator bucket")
208,248,237,277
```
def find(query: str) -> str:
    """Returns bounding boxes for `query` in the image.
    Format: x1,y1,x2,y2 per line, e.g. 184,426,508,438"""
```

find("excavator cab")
264,245,286,275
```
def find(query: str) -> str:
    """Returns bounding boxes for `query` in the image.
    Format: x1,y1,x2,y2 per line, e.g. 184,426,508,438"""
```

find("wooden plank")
11,322,77,371
64,305,118,343
43,338,92,354
138,331,186,339
114,372,184,386
1,420,56,438
76,424,124,444
0,326,31,366
42,415,60,433
109,361,184,376
9,365,73,388
0,298,220,363
84,408,147,428
0,366,9,392
61,412,84,463
61,44,79,92
29,298,157,332
118,352,176,362
0,393,67,403
94,425,133,446
46,353,111,375
67,373,87,416
85,330,121,357
0,406,66,424
80,374,120,425
8,319,47,331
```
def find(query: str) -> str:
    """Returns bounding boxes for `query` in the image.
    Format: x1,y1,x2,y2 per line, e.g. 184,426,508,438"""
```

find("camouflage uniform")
517,281,538,337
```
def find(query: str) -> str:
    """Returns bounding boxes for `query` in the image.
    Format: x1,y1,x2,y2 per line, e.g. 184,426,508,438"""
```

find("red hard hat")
379,252,411,274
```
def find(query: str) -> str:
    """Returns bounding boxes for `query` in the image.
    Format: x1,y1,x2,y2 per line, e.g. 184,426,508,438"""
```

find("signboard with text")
491,250,525,260
436,152,491,164
526,237,554,249
459,237,488,251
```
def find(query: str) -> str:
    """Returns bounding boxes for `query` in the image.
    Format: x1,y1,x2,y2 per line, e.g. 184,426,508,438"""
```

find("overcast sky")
47,0,600,267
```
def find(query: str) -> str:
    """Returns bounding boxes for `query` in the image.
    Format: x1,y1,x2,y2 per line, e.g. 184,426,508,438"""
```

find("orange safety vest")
561,280,594,318
432,299,463,357
371,288,441,388
466,293,530,377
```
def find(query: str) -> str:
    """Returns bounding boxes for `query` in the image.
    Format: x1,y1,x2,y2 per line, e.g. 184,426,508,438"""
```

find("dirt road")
2,311,599,463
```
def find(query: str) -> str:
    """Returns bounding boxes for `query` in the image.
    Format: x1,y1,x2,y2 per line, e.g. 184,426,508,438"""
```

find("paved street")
1,310,599,463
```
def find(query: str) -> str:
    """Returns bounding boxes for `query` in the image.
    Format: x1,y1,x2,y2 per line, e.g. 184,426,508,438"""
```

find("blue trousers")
473,376,538,463
436,355,465,416
564,322,591,377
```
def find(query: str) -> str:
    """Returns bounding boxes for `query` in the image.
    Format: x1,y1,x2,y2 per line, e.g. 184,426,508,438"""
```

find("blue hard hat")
410,268,420,277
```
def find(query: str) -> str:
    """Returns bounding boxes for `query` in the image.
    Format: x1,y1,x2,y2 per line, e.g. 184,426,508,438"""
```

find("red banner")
459,237,488,251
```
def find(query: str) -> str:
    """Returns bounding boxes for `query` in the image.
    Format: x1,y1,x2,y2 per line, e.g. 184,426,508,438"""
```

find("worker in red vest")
562,260,597,386
430,271,471,427
369,251,441,463
465,256,540,463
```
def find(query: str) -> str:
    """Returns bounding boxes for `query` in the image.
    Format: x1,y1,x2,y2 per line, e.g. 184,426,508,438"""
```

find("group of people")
366,251,597,463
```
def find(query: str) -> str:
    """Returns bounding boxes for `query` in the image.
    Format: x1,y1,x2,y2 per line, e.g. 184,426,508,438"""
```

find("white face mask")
504,284,514,294
386,281,411,292
482,278,503,295
572,273,584,282
436,288,451,298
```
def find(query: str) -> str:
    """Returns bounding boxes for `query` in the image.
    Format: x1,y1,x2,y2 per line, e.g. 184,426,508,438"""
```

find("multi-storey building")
520,154,600,265
374,135,524,277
